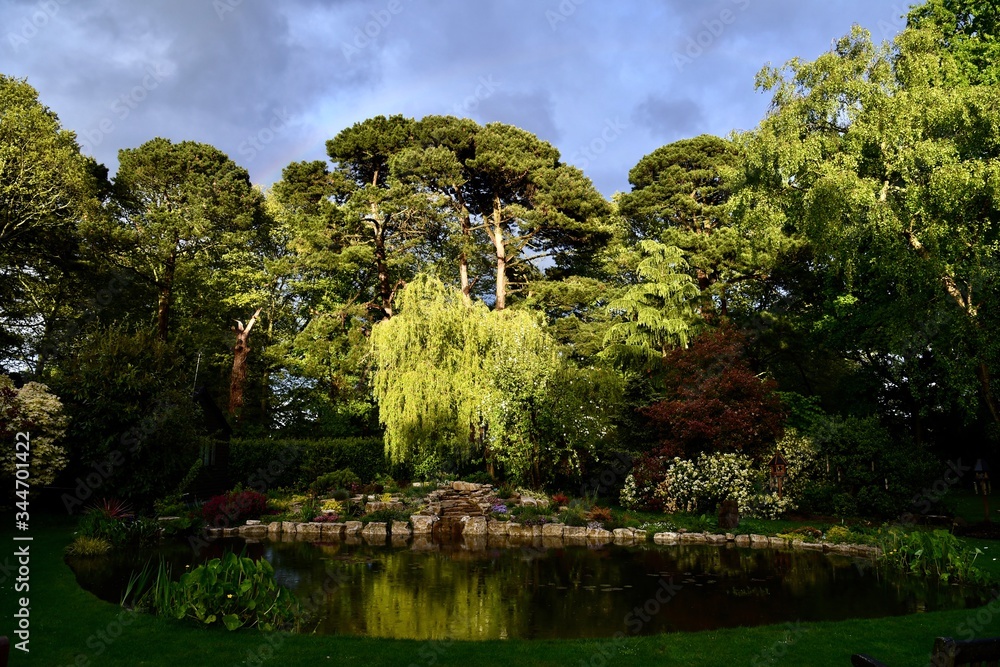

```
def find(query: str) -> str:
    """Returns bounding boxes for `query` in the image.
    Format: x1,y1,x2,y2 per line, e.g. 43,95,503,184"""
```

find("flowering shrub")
321,499,343,513
312,513,341,523
551,493,569,506
622,430,818,519
490,503,508,515
619,474,641,510
202,490,269,526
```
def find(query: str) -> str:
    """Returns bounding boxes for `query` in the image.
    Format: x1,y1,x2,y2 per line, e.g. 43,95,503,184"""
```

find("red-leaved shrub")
641,326,785,460
201,490,268,527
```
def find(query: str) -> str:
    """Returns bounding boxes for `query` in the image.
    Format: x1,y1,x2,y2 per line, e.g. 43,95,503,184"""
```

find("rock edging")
651,531,881,556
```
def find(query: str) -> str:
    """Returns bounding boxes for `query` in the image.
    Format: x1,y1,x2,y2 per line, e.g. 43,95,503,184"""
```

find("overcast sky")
2,0,911,196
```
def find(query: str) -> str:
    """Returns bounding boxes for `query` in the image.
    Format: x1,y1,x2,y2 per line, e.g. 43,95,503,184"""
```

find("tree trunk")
492,201,506,310
976,361,1000,428
156,252,176,343
460,254,471,305
495,252,507,311
229,308,262,418
373,223,392,319
458,205,473,305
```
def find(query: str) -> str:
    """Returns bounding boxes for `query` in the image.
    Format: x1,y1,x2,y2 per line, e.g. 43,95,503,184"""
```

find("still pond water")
68,538,986,640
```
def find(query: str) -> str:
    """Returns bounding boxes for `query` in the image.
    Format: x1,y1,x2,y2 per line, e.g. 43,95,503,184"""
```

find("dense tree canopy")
3,0,998,512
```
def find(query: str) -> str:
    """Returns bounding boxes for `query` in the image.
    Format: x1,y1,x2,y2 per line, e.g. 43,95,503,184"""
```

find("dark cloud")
632,96,704,141
473,89,560,144
0,0,907,194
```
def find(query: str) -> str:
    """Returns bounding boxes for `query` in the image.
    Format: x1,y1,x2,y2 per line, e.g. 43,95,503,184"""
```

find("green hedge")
229,437,388,491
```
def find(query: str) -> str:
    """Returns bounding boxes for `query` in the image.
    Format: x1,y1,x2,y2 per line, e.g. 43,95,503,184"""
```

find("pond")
67,538,986,640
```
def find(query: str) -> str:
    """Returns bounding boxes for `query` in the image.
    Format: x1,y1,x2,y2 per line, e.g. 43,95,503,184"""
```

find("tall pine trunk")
491,199,506,310
156,251,176,343
229,308,261,418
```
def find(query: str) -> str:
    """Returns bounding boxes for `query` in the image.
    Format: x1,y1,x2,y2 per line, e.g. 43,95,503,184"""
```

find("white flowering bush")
648,431,819,519
1,376,70,487
654,453,759,514
619,473,640,509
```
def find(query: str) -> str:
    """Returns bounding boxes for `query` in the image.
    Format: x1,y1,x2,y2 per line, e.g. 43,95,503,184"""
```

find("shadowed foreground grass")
9,515,1000,667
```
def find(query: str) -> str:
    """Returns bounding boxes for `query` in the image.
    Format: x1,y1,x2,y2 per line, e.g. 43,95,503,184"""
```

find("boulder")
410,515,437,534
281,521,298,536
463,516,487,536
297,523,322,539
391,521,412,538
705,533,727,544
361,522,388,544
680,532,707,543
734,534,751,547
586,527,613,543
506,523,529,541
343,521,363,535
749,534,769,548
541,523,565,538
322,523,345,540
612,528,635,544
653,532,679,545
768,536,789,549
452,481,480,492
633,530,648,542
267,521,282,536
240,524,268,539
487,520,508,537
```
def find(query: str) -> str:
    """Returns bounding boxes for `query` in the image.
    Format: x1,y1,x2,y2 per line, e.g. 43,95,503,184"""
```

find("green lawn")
8,515,1000,667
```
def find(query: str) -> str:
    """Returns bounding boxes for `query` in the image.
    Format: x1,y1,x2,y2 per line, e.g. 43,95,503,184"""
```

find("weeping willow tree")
600,240,699,369
370,274,619,485
369,275,488,464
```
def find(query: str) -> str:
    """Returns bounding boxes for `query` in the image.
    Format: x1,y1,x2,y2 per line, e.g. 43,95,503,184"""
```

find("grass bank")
7,514,1000,667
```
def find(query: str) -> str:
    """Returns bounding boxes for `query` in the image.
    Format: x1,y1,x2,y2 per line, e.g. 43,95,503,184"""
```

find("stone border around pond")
202,518,880,556
650,531,881,557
